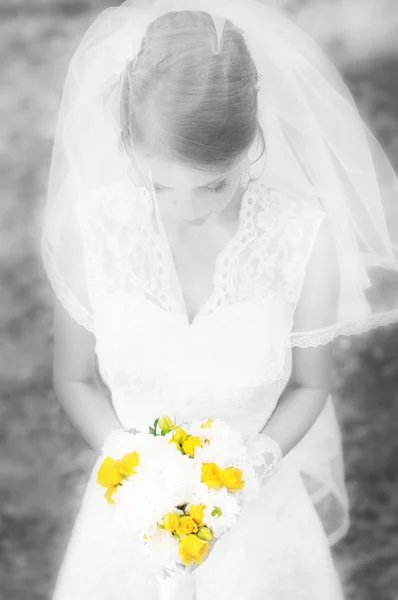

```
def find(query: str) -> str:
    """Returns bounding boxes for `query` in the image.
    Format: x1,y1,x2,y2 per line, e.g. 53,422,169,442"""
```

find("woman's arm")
259,381,330,457
260,216,340,457
54,378,123,453
52,296,124,452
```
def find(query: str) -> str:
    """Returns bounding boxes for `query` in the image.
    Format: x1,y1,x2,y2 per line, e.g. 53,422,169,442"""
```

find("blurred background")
1,0,398,598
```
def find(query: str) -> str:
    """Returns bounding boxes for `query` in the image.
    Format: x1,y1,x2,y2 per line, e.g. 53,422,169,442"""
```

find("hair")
119,10,266,173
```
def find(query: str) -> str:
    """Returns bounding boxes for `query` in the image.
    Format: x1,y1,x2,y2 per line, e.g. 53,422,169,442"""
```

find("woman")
41,0,398,598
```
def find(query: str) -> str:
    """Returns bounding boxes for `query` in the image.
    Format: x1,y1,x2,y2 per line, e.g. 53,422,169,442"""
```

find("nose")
174,194,205,220
173,190,194,204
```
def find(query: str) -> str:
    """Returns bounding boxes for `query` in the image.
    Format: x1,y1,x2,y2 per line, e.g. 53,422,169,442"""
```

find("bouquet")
96,415,281,575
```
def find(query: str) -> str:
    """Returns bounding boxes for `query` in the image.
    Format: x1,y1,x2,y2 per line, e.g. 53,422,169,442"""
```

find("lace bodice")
79,182,326,324
74,182,326,436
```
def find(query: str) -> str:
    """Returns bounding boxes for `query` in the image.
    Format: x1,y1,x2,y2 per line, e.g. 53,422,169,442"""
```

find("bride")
41,0,398,598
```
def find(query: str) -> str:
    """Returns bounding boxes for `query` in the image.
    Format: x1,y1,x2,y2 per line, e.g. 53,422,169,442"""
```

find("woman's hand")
244,432,283,487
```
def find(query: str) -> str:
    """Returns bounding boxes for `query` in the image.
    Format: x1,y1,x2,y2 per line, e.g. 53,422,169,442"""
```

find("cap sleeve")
256,188,344,348
40,182,95,333
288,210,341,347
283,207,329,315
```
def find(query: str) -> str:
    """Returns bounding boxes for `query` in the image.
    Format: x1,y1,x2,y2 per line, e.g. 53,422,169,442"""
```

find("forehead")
134,152,243,188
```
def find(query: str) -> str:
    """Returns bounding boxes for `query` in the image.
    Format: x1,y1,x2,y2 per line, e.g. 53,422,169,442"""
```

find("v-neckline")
149,180,256,327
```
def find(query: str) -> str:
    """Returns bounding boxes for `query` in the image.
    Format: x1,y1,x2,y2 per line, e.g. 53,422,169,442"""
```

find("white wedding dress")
50,181,349,599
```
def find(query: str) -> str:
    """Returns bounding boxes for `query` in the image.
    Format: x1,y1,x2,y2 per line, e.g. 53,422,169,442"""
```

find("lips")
180,214,209,225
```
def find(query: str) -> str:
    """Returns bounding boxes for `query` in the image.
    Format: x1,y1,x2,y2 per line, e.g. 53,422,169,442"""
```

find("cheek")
154,178,240,219
194,189,233,212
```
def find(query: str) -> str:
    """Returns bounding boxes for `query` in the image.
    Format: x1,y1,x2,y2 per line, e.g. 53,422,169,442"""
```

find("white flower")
203,488,241,539
182,416,214,441
188,486,241,539
100,428,141,459
193,419,247,469
143,528,180,569
110,436,200,538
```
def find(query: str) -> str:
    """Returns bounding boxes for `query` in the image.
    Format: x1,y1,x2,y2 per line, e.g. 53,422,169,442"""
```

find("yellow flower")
182,436,202,458
201,462,223,489
170,426,189,446
97,456,124,488
104,485,119,504
188,503,206,526
221,466,244,491
176,516,199,536
197,526,213,542
163,512,181,532
159,415,174,435
200,418,214,429
178,534,209,566
168,438,182,451
119,451,140,477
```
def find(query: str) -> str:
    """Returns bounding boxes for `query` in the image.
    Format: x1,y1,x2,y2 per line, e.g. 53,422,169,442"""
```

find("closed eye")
204,180,228,194
154,180,228,194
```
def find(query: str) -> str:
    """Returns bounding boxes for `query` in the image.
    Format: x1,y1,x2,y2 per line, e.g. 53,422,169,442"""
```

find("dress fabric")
51,184,347,599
